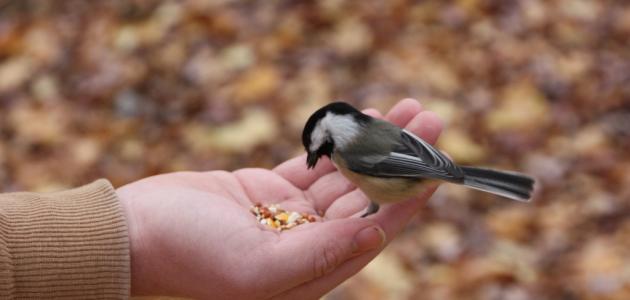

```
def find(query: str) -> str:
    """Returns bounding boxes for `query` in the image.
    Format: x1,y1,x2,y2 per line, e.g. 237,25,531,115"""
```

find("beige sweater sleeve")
0,179,130,299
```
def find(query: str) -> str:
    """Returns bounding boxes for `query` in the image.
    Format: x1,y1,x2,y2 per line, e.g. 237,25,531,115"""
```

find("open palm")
117,99,444,300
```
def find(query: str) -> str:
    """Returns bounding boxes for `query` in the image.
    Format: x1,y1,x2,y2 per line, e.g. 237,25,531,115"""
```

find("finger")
339,185,438,220
306,172,356,216
273,186,438,300
406,111,444,145
273,155,336,190
362,108,383,118
273,246,379,300
372,184,438,238
261,219,385,296
385,98,423,127
324,189,369,219
234,168,304,204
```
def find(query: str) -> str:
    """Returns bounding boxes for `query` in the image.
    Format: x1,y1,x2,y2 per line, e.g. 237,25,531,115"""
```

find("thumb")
264,218,385,290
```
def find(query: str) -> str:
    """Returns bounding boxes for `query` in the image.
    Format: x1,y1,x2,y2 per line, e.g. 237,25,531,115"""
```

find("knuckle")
313,240,344,278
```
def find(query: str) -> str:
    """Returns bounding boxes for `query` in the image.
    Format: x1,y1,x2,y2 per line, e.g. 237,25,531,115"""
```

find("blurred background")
0,0,629,299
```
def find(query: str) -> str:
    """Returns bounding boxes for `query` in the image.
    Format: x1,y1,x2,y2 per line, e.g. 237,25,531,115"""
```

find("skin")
117,98,444,299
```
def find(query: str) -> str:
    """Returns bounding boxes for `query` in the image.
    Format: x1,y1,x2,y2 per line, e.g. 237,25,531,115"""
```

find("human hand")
117,99,444,299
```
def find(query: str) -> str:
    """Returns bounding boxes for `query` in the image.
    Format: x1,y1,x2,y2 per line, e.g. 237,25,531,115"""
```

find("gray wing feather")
348,129,464,182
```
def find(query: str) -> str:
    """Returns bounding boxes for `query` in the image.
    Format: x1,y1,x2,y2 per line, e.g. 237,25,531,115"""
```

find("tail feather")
460,166,535,202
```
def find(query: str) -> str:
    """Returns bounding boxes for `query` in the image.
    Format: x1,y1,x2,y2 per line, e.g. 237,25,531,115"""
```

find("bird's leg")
360,202,380,218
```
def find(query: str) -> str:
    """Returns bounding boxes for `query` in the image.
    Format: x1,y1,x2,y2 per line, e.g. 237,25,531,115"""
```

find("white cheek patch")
309,112,361,152
310,124,326,152
326,113,360,148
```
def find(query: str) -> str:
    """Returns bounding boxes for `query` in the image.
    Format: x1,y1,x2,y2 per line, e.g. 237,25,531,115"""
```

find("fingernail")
352,226,386,253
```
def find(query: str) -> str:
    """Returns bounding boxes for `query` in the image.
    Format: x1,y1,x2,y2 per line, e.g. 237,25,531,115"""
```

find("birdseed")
250,203,317,231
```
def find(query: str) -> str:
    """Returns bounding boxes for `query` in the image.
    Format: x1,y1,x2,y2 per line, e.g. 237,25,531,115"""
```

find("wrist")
117,187,155,296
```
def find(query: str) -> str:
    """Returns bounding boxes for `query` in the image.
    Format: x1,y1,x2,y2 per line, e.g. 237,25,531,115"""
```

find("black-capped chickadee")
302,102,535,217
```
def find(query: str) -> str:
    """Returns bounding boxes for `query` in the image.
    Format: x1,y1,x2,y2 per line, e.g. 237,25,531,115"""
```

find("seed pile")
250,203,317,231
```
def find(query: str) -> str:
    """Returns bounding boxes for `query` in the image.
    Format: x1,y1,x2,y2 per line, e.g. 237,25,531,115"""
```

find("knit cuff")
0,179,130,299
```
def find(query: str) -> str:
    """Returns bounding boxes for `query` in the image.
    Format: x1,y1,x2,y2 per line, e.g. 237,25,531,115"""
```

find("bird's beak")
307,152,319,169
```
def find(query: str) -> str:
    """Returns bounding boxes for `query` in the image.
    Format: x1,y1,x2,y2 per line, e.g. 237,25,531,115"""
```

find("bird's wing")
348,129,464,182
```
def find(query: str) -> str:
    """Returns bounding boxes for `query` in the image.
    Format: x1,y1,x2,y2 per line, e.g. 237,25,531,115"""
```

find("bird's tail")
460,166,535,202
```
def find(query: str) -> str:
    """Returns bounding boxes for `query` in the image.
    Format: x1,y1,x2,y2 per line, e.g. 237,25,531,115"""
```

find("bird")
302,101,535,217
